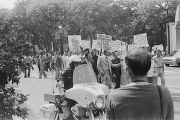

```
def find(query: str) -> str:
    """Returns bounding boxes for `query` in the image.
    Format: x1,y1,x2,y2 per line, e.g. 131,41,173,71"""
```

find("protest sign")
97,34,112,50
81,40,90,49
152,44,163,51
92,40,101,50
68,35,81,53
133,33,149,47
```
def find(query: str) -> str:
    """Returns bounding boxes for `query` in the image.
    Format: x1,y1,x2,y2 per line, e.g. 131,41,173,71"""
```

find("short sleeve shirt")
106,83,174,120
154,56,163,67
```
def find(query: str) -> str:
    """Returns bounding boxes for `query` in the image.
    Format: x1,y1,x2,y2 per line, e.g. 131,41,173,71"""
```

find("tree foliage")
1,0,180,50
0,16,31,120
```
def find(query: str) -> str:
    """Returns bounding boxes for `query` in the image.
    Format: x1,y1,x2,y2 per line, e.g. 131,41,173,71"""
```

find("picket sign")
133,33,149,47
97,34,112,50
68,35,81,53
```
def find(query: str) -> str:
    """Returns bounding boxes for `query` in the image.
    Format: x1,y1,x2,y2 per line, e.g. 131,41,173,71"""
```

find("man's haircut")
103,49,108,54
125,48,151,76
84,48,90,53
40,52,43,55
85,53,89,59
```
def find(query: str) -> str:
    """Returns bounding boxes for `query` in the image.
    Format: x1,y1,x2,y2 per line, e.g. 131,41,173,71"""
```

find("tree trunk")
90,33,93,48
60,37,64,55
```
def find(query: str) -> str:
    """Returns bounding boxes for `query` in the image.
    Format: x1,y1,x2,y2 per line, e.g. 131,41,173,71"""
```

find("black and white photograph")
0,0,180,120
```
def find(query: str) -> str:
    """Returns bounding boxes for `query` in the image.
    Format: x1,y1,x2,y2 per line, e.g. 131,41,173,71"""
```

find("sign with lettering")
133,33,149,47
97,34,112,50
81,40,90,49
68,35,81,52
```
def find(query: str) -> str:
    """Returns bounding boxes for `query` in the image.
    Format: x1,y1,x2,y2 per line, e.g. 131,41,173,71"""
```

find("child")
109,82,116,92
56,80,64,95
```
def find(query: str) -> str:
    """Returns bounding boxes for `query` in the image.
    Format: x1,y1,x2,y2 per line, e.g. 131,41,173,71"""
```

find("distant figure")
154,50,165,86
62,55,82,90
147,54,158,85
56,80,64,95
37,55,41,72
84,53,99,77
45,53,51,72
50,52,56,72
55,52,63,80
23,55,32,78
111,51,122,88
64,51,72,68
39,52,47,79
91,49,98,65
97,49,121,88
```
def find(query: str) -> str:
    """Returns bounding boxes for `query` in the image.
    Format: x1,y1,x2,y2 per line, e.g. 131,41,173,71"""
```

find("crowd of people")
21,47,174,120
21,47,166,89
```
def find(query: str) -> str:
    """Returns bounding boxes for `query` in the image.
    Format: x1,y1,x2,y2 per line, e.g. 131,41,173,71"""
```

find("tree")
4,0,180,51
133,0,180,50
0,18,29,119
25,2,70,51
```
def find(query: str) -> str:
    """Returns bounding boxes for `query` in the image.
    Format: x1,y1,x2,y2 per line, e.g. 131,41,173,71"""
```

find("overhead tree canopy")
1,0,180,51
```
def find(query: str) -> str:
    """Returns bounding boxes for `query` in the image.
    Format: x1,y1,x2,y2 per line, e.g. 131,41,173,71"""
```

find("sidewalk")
13,65,58,120
11,65,180,120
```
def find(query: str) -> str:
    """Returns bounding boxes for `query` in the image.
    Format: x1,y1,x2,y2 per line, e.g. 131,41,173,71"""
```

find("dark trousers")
47,62,51,71
24,63,31,78
38,63,41,72
114,73,121,89
45,62,51,71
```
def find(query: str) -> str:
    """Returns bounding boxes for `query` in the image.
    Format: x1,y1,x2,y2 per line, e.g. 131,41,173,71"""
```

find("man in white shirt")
65,51,73,68
154,50,165,86
97,49,121,88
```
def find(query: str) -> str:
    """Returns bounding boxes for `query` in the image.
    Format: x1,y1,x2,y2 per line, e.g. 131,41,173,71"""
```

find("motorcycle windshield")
73,64,97,84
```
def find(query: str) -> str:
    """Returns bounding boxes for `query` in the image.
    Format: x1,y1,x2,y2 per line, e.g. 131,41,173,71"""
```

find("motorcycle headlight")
88,102,95,110
71,104,86,116
95,97,104,109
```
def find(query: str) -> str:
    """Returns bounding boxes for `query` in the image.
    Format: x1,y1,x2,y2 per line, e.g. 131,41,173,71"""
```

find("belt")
157,66,163,68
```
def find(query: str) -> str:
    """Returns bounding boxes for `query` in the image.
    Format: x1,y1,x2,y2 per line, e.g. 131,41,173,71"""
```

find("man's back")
106,83,174,120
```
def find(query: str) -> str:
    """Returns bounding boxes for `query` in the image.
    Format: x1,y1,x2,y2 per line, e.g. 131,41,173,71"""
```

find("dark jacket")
92,55,98,65
56,56,63,69
62,67,74,90
91,60,99,76
111,57,121,75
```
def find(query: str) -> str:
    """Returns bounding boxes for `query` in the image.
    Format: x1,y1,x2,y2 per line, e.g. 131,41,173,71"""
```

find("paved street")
10,65,180,120
165,66,180,120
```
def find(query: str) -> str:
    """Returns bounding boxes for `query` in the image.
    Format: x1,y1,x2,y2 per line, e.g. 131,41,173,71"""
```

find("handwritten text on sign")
68,35,81,52
97,34,112,50
133,33,149,47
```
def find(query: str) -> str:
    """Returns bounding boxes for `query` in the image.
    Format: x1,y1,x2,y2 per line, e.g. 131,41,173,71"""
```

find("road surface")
10,65,180,120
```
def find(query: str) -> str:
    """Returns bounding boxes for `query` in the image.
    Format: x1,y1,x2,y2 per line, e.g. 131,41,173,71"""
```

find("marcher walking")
154,50,165,86
55,52,63,80
39,52,47,79
111,51,122,88
97,49,120,88
23,55,32,78
147,54,158,85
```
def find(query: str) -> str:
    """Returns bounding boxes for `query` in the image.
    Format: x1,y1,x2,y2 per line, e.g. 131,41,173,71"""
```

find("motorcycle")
60,64,109,120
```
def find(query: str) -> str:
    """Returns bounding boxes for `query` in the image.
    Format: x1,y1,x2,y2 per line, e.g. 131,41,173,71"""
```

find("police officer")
61,55,82,91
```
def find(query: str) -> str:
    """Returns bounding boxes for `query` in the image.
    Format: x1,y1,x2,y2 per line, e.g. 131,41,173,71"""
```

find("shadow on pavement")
171,93,180,102
175,110,180,115
166,65,180,68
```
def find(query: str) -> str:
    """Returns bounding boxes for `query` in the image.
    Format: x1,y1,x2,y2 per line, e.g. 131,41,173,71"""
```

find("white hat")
69,55,82,64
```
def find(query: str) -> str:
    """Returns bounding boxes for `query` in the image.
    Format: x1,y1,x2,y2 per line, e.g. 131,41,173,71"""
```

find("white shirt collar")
124,82,150,87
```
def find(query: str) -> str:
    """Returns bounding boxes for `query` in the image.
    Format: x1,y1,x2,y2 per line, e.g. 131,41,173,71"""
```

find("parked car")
163,49,180,66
